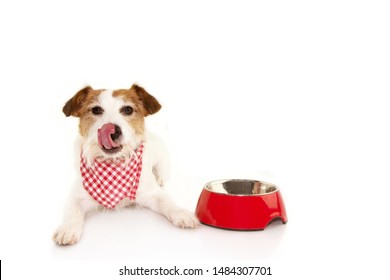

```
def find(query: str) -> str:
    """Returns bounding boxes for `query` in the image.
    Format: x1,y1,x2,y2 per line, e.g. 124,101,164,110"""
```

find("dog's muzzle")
98,123,123,153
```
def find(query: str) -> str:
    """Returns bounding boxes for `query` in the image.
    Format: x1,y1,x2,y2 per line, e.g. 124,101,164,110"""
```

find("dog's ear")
63,86,92,117
131,84,161,116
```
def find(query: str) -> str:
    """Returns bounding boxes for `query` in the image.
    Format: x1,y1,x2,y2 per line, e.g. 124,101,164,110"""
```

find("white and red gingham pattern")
80,143,144,209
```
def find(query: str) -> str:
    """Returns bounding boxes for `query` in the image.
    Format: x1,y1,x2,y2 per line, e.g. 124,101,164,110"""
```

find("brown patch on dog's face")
79,106,100,138
113,88,145,136
63,86,104,136
113,84,161,135
63,87,101,117
114,84,161,116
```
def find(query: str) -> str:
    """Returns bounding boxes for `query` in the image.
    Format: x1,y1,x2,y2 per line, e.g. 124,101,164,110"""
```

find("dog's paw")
53,223,83,246
168,209,200,229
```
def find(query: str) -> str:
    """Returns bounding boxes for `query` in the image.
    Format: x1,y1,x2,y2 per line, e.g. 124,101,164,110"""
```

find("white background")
1,0,389,279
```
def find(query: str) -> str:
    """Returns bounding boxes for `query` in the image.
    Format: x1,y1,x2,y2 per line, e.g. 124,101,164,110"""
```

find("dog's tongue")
98,123,120,150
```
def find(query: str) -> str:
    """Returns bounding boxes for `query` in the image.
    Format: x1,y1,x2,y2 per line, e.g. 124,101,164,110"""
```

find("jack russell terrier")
53,84,199,245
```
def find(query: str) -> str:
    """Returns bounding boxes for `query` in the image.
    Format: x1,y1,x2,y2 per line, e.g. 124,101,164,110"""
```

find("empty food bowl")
195,179,287,230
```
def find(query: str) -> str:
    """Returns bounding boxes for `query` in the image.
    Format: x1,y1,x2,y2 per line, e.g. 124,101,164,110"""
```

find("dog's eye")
120,106,134,116
91,106,104,115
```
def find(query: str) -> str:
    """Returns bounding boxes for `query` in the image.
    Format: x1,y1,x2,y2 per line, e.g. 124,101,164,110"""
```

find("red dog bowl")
195,179,287,230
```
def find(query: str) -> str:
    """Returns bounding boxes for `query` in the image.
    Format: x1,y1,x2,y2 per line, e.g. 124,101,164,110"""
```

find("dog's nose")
110,125,122,141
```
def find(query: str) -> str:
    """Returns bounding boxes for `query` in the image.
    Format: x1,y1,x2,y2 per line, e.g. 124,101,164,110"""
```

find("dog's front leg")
53,191,98,245
136,187,199,229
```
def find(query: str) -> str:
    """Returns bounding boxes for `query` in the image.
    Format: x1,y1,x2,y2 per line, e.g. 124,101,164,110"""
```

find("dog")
53,84,199,245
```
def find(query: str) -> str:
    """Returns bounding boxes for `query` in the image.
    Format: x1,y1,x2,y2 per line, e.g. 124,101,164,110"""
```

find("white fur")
53,90,199,246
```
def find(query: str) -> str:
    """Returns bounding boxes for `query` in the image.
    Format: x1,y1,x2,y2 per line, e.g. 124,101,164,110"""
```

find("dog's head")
63,84,161,162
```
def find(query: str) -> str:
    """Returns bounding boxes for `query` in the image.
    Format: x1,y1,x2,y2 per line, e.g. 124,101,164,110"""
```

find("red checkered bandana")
80,143,144,209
